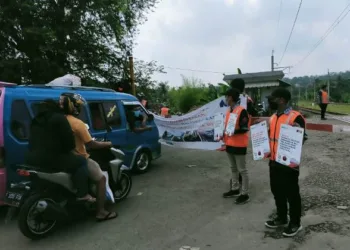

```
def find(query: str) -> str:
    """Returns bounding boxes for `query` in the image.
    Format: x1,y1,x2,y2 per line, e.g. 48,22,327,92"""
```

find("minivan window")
11,100,31,140
102,102,121,128
89,103,106,131
32,101,88,124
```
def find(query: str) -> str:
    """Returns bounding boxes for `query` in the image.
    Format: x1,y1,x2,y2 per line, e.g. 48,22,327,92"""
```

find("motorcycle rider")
59,93,118,222
26,99,95,202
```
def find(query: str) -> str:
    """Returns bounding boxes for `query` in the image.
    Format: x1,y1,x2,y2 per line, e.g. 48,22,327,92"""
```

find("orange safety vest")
223,106,249,148
269,110,305,161
321,90,329,104
161,107,169,117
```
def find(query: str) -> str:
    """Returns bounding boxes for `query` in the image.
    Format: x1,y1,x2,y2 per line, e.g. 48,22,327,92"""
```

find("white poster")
239,94,247,110
153,97,228,150
225,113,238,136
214,113,224,141
250,121,270,160
276,124,304,168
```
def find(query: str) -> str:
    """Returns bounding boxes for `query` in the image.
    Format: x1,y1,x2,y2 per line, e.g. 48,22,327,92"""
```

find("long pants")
269,161,301,225
227,153,249,195
319,104,328,119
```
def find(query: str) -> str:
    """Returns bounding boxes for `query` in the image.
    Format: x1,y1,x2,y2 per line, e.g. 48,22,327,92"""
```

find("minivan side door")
87,100,132,167
122,100,160,153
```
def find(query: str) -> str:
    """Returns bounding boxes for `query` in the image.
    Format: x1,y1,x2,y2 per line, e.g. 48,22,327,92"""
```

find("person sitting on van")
125,105,152,133
59,93,118,222
26,99,95,202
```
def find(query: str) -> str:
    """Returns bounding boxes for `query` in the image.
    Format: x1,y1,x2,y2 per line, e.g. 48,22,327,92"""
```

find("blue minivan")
0,82,161,205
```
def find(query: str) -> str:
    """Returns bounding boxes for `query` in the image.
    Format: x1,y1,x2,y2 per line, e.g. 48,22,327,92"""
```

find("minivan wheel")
133,150,151,174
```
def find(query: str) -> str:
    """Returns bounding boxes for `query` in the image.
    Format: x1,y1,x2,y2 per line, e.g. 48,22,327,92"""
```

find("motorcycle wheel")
114,172,132,201
18,194,58,240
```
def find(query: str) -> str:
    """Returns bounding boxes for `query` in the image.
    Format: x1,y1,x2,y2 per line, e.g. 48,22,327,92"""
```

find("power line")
164,66,225,74
294,2,350,68
273,0,283,50
278,0,303,65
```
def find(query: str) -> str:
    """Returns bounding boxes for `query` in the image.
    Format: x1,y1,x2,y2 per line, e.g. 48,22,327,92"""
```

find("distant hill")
284,70,350,103
284,70,350,86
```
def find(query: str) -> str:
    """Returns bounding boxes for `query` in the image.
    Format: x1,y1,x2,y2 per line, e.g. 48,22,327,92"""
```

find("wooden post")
129,56,136,95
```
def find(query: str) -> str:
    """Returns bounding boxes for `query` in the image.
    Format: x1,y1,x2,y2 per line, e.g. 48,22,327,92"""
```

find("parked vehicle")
0,82,161,205
5,147,131,240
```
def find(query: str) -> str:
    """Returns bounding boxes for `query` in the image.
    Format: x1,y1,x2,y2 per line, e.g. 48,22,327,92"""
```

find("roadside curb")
252,117,350,133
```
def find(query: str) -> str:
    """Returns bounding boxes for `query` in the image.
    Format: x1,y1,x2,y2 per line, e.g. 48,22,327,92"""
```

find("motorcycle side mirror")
148,114,154,121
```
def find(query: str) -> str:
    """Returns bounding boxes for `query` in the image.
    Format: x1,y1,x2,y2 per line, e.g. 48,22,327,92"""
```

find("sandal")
96,212,118,222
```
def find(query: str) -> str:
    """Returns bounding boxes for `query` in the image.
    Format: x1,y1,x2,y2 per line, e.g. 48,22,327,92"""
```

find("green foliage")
285,71,350,103
0,0,158,84
160,76,230,113
167,76,206,113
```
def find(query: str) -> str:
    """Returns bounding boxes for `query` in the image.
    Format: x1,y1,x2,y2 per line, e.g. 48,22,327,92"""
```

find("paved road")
1,133,350,250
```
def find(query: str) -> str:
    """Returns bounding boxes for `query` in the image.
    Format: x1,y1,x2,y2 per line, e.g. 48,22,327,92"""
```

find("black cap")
230,78,245,93
267,87,291,102
225,88,240,102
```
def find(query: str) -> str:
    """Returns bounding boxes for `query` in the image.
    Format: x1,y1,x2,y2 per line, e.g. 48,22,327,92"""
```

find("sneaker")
265,218,288,229
223,190,240,198
235,194,250,204
282,223,303,237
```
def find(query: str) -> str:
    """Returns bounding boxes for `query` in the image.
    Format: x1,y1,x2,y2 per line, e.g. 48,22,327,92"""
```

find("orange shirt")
161,107,169,117
66,115,92,159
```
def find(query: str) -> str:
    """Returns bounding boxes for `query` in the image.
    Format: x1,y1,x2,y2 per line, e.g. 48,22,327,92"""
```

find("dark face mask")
269,101,278,110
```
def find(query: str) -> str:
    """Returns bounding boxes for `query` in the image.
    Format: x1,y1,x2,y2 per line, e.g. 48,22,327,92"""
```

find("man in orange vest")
222,88,250,204
264,88,307,237
318,84,329,120
229,78,258,188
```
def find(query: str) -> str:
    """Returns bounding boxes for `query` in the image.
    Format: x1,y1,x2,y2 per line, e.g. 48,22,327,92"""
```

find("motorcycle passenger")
26,99,95,202
59,93,118,222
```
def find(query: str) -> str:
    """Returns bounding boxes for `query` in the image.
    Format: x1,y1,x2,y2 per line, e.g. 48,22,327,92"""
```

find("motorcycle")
4,147,132,240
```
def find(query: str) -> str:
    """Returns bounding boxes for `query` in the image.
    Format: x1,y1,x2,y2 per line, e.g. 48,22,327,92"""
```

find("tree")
0,0,158,84
168,76,209,113
132,60,165,98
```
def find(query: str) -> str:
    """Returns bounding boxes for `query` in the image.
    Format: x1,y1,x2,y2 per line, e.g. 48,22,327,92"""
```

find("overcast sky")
134,0,350,87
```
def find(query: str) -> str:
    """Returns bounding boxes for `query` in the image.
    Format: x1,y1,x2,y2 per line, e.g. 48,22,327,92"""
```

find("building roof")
244,79,290,88
223,70,285,83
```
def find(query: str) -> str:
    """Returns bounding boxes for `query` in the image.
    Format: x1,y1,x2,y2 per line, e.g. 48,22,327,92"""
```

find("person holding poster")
264,88,307,237
229,78,258,186
222,88,251,205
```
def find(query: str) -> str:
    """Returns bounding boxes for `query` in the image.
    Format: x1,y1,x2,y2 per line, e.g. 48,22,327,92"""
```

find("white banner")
153,97,229,150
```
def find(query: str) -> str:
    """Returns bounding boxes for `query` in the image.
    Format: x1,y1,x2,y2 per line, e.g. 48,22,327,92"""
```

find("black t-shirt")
26,111,76,170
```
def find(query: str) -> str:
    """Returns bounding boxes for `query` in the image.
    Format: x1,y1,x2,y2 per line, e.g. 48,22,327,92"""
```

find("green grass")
298,101,350,114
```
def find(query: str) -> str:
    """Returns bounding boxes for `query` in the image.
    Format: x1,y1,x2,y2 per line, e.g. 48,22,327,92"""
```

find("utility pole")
271,50,274,71
327,69,330,98
128,54,136,96
313,78,316,102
